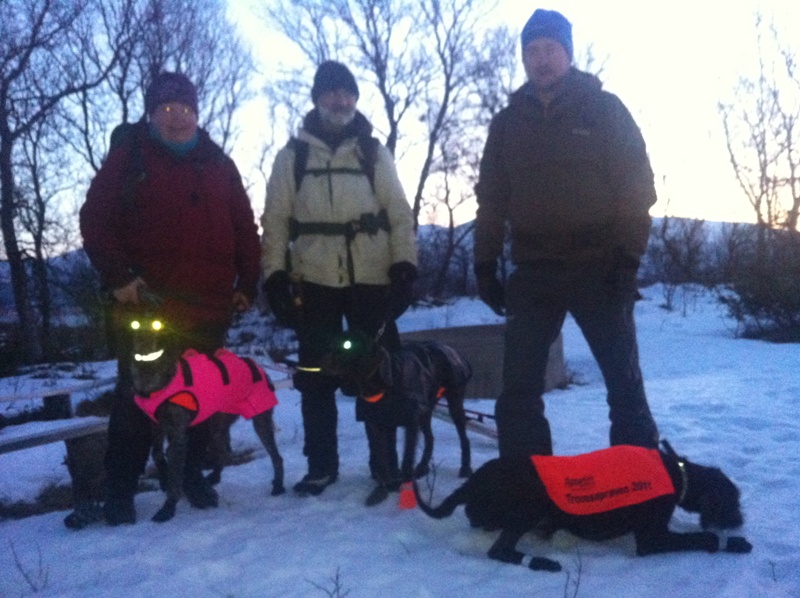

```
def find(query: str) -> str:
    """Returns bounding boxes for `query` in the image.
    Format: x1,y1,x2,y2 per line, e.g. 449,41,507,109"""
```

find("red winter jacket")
80,124,260,328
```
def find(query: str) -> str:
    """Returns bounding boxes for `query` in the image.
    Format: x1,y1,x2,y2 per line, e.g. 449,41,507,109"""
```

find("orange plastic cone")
398,481,417,510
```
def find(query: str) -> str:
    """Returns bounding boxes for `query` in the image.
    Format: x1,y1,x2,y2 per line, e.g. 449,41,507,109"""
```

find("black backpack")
288,134,380,193
107,119,148,208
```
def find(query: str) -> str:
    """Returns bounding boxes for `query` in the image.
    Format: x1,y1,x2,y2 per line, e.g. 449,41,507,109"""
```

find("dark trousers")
105,314,226,501
496,262,659,458
293,282,399,478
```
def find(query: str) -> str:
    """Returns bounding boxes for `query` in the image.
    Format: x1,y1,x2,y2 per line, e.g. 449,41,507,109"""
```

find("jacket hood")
509,68,603,106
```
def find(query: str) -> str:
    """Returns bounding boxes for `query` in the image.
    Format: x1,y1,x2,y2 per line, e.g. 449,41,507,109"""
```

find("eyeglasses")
158,104,194,115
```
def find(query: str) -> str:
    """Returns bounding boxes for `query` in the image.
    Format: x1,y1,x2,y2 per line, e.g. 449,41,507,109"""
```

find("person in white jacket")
261,61,418,496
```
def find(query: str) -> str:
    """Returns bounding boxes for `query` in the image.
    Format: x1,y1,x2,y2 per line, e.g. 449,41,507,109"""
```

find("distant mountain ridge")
0,217,755,312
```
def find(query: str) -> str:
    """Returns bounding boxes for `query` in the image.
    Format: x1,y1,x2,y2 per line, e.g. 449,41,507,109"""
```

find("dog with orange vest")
414,441,752,571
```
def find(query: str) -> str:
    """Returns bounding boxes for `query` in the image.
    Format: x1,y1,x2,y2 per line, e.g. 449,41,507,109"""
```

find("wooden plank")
0,417,109,455
432,404,498,440
0,377,117,403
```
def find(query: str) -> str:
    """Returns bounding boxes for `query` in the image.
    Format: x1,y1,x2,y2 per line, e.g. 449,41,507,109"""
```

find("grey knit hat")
145,72,199,115
520,9,573,59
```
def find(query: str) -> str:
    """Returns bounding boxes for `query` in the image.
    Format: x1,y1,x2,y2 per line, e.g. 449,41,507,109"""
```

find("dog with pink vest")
131,328,284,522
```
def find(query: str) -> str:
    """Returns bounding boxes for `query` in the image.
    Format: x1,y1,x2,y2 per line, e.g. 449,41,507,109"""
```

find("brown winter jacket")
474,69,657,267
80,124,261,329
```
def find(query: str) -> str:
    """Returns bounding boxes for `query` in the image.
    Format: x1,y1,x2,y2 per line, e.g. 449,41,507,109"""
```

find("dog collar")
676,459,688,505
363,391,385,403
135,349,164,362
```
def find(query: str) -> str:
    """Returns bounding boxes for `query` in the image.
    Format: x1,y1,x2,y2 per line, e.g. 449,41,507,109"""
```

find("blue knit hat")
520,9,573,59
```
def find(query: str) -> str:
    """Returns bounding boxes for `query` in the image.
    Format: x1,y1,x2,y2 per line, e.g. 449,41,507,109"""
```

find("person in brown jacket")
474,9,659,458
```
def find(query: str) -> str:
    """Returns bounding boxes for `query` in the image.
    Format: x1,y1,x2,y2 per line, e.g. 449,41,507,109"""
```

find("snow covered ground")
1,285,798,597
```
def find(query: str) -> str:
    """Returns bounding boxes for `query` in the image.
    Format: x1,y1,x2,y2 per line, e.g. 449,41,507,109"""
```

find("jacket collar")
301,109,373,151
510,68,603,113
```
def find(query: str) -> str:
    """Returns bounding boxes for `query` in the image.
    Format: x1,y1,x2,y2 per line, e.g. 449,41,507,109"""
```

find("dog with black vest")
129,313,284,522
414,441,752,571
320,330,473,507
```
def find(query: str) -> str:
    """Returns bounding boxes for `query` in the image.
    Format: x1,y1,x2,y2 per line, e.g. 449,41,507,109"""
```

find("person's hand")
387,261,417,320
112,277,146,304
474,261,505,316
231,291,251,312
262,271,300,328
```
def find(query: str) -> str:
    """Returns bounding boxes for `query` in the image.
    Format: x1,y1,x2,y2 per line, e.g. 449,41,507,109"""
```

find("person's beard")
319,105,356,130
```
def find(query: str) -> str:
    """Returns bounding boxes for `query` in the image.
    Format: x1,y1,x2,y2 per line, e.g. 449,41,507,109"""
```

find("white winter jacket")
261,114,417,287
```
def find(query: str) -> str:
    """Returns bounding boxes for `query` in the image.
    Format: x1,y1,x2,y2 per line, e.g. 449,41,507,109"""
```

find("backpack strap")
110,119,148,211
356,135,379,193
287,137,309,192
288,135,379,192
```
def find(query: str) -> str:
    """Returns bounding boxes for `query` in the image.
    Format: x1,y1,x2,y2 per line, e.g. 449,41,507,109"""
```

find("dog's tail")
413,479,468,519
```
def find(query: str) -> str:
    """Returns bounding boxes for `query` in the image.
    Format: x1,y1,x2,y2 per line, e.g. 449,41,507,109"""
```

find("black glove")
475,261,505,316
387,261,417,320
263,271,300,329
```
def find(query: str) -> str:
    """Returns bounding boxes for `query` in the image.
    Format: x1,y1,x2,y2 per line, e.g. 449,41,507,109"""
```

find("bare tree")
260,0,494,221
61,0,254,173
1,0,254,365
15,116,75,359
719,13,800,234
0,0,119,362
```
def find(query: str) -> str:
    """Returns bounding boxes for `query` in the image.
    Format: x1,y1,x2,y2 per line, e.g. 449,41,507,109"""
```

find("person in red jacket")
79,72,261,527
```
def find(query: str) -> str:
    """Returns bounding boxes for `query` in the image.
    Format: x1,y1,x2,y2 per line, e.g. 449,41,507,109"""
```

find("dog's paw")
527,556,562,572
271,484,286,496
725,536,753,554
487,547,524,565
184,479,219,509
152,501,177,523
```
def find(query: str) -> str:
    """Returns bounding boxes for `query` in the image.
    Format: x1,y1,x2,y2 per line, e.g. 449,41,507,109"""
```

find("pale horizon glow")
228,0,799,226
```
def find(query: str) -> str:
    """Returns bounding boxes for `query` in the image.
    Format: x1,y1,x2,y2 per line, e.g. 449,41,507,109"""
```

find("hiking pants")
293,282,400,478
496,262,659,458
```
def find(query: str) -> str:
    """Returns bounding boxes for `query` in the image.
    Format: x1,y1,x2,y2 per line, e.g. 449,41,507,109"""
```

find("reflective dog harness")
531,446,675,516
134,349,278,425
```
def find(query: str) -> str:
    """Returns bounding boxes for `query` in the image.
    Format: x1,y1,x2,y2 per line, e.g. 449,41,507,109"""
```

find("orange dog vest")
531,446,675,516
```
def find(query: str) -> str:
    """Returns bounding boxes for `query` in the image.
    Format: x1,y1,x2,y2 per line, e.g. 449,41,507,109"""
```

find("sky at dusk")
226,0,799,225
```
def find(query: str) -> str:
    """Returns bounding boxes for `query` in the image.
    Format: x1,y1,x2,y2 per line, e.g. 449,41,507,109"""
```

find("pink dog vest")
531,446,675,516
134,349,278,425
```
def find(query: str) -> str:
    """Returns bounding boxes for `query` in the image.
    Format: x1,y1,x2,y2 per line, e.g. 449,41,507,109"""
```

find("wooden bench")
0,372,295,456
0,376,116,456
0,416,110,455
